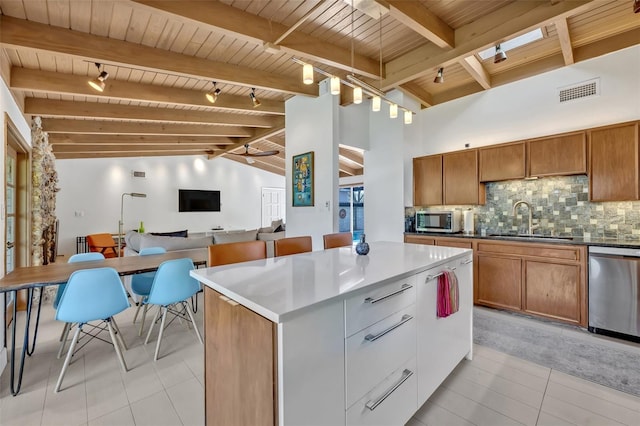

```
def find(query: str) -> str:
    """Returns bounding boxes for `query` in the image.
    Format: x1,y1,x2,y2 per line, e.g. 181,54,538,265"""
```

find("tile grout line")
535,365,552,426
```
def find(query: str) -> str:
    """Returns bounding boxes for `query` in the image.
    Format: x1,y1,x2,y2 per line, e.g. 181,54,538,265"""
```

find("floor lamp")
119,192,147,256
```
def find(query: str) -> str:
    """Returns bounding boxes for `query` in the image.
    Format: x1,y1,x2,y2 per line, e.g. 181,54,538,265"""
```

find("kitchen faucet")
512,200,539,235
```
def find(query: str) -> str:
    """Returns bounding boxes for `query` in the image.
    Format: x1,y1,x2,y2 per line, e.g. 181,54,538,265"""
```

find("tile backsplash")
406,175,640,240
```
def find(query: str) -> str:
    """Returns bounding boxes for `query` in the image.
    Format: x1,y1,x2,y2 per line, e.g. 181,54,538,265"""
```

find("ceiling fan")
229,143,280,158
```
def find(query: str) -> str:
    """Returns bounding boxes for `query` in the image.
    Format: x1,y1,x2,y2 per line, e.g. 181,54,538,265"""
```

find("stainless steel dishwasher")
589,246,640,342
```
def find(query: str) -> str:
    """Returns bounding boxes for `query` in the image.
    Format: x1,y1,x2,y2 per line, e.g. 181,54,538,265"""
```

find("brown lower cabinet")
204,287,277,426
404,235,587,326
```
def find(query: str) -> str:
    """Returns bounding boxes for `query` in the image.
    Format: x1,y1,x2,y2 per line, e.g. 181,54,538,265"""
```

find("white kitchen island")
191,241,473,426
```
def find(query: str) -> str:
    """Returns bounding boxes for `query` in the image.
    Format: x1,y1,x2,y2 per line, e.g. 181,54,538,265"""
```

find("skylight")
477,28,544,61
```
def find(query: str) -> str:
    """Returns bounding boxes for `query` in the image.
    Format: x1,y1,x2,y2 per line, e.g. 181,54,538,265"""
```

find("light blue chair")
54,267,130,392
143,258,203,361
56,252,106,358
130,247,167,336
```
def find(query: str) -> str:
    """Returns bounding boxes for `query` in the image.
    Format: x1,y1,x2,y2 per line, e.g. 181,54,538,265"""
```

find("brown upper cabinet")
413,155,443,206
479,142,526,182
528,131,587,177
589,122,640,202
443,150,485,205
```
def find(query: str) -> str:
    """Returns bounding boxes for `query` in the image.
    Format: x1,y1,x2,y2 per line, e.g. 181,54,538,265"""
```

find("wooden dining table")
0,248,208,396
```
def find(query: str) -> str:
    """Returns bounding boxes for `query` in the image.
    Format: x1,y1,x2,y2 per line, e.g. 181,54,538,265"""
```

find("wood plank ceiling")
1,0,638,177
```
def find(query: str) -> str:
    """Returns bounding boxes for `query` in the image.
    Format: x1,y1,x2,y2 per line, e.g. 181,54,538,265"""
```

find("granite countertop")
404,231,640,249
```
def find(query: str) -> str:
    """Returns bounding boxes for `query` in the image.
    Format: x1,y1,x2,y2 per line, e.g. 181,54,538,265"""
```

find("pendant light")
353,86,363,104
389,103,398,119
330,76,341,95
372,95,381,112
404,110,412,124
303,63,314,85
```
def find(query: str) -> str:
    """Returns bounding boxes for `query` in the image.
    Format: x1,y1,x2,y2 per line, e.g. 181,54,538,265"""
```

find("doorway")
4,115,31,328
261,187,285,227
338,185,364,242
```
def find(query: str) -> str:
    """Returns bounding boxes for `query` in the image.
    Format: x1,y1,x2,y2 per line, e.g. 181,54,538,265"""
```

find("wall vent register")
559,78,600,103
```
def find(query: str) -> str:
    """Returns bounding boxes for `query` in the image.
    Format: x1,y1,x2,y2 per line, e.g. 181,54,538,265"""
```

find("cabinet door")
524,260,581,324
589,122,639,201
435,239,473,249
404,235,435,245
443,150,485,205
528,131,586,177
416,256,473,406
413,155,443,206
479,142,526,182
476,254,522,310
204,288,276,426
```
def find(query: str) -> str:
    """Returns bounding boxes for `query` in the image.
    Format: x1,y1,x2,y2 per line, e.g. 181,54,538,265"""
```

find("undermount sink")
489,234,574,242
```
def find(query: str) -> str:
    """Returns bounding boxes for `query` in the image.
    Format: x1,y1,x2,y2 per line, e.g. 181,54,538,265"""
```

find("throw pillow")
213,229,258,244
271,219,283,231
150,229,188,238
273,224,283,232
124,230,143,252
139,234,213,251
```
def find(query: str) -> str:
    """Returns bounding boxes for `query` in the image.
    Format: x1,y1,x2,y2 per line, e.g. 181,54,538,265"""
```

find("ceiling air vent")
558,78,600,103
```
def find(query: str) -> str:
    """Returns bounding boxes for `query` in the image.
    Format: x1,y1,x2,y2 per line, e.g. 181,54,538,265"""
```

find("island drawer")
346,304,416,407
346,357,417,426
345,275,416,337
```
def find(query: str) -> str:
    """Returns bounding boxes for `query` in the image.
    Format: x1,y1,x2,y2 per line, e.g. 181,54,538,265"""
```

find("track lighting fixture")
88,63,109,92
303,63,314,85
205,81,221,104
433,68,444,84
494,44,507,64
635,0,640,13
249,88,261,108
205,81,222,104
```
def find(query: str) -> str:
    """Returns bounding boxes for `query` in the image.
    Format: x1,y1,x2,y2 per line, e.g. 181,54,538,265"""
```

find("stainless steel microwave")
415,210,462,233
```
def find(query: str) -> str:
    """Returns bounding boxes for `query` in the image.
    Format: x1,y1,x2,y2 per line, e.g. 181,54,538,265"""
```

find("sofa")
123,221,286,258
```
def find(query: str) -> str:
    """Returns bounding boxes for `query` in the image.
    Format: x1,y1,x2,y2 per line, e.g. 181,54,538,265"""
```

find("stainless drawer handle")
425,268,456,282
364,284,413,304
364,314,413,342
365,369,414,411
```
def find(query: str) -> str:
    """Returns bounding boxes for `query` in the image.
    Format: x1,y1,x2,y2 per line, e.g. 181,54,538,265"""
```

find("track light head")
249,88,261,108
433,67,444,84
494,44,507,63
88,63,109,92
206,81,221,104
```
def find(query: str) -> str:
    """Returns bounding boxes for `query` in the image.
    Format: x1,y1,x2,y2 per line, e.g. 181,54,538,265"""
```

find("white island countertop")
190,241,471,323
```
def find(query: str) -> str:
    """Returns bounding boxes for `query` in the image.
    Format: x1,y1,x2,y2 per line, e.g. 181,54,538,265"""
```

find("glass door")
338,185,364,243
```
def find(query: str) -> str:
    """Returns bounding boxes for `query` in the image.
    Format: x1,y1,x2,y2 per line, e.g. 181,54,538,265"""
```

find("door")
261,187,285,227
339,185,364,242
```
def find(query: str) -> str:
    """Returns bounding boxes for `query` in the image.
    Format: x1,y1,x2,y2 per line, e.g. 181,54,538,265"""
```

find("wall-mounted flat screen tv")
178,189,221,212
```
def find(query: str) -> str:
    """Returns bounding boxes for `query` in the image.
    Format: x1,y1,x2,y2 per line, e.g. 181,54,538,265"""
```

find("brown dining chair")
323,232,353,249
274,236,312,257
208,240,267,267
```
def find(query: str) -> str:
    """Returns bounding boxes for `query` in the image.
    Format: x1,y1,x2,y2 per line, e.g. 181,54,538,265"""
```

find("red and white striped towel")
437,269,459,318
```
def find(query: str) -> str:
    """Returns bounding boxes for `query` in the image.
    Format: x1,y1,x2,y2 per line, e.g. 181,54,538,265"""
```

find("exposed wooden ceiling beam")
380,0,594,89
40,119,253,136
48,134,234,146
339,162,362,176
212,123,286,158
11,68,285,114
130,0,380,79
555,18,575,65
24,98,278,128
53,144,222,153
397,82,433,108
223,156,285,176
54,150,215,160
376,0,454,49
459,56,492,90
0,15,315,96
338,147,364,167
572,26,640,63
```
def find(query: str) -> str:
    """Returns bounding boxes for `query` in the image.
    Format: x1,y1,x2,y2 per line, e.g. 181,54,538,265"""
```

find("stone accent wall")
406,175,640,240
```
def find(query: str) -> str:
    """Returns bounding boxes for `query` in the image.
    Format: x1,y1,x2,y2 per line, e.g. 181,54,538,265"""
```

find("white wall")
285,80,340,251
365,91,420,243
1,75,32,375
417,45,640,157
55,155,285,256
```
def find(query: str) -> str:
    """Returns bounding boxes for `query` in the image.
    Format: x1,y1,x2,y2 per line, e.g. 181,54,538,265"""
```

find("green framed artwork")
292,151,314,207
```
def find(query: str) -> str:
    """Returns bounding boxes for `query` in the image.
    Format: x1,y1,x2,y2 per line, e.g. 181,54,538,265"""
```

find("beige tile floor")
2,297,640,426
